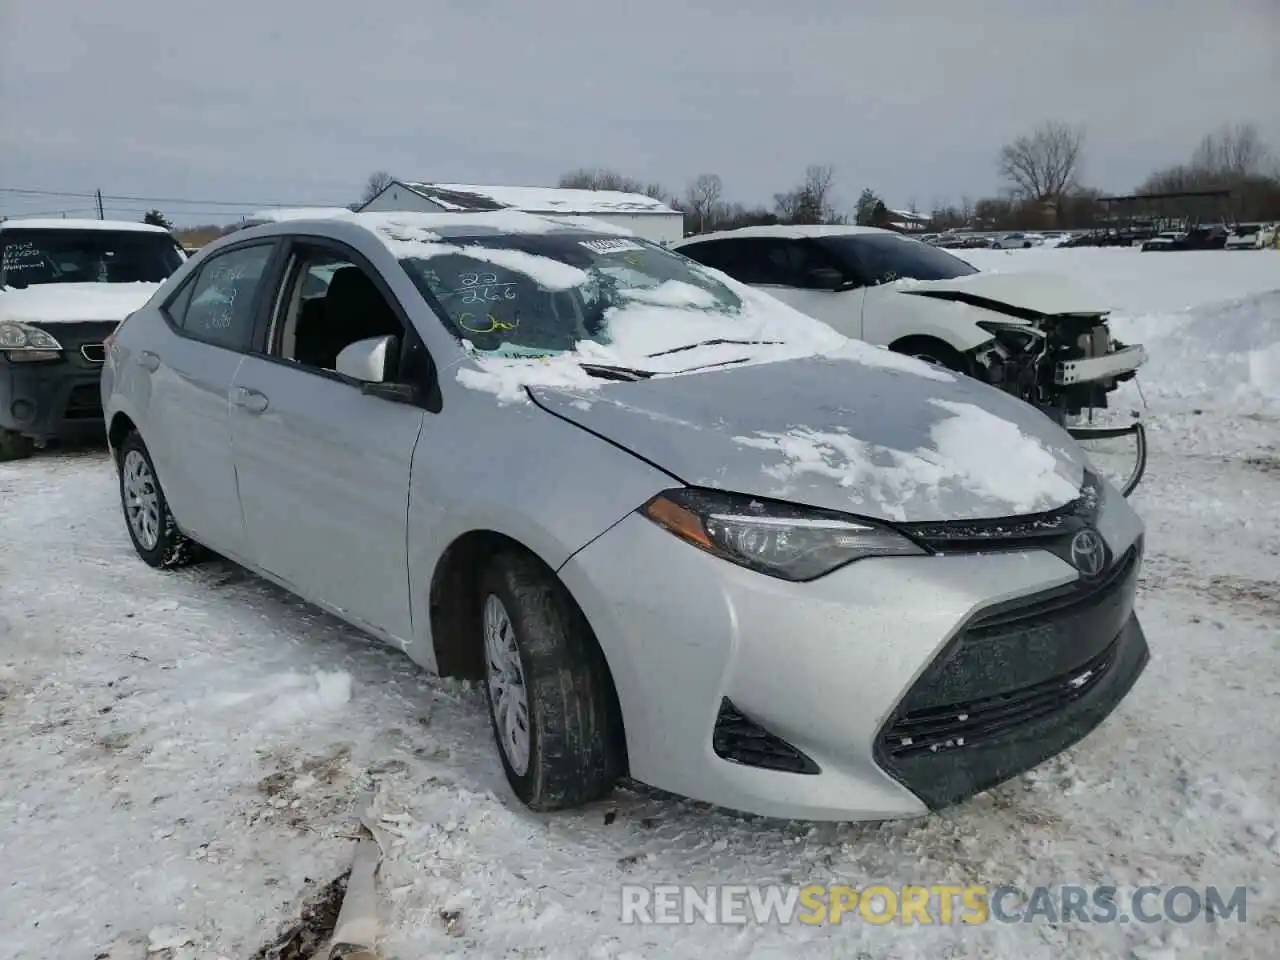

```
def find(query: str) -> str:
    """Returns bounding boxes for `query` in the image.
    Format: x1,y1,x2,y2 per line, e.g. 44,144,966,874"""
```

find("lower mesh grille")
883,636,1118,758
713,699,820,775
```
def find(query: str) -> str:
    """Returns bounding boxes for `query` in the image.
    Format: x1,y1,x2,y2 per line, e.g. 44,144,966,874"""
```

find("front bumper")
559,478,1147,821
1055,344,1147,385
1,344,109,442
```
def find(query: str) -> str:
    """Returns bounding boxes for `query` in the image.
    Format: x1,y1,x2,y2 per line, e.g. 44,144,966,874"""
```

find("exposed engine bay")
967,315,1144,422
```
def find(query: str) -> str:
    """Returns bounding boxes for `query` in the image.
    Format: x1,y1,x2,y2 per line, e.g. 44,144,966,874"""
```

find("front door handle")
137,350,160,372
232,386,269,414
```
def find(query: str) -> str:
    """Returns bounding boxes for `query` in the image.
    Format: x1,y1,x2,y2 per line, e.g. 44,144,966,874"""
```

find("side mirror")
805,266,847,291
336,334,397,384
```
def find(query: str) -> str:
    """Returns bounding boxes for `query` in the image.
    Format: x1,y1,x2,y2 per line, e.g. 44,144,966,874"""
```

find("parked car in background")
101,210,1149,822
1142,224,1229,252
991,232,1044,249
1224,223,1277,250
0,218,186,460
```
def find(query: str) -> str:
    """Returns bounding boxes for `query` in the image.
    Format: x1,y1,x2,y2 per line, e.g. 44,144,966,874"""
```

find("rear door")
681,237,866,339
137,240,281,559
227,236,425,642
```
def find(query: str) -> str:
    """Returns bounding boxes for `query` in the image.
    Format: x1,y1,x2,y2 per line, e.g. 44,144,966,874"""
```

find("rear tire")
116,431,202,569
477,550,624,811
0,429,34,462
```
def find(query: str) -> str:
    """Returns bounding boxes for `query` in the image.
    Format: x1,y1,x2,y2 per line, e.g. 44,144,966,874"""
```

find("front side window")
0,229,185,288
819,234,979,284
400,234,746,356
273,248,405,371
177,243,275,352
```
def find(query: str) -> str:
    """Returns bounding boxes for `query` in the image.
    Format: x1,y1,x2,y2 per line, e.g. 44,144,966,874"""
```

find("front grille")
64,383,103,420
713,699,820,775
80,343,106,363
883,635,1118,758
874,543,1143,809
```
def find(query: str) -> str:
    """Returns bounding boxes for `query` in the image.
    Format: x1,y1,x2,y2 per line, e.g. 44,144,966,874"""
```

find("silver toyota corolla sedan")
101,211,1149,822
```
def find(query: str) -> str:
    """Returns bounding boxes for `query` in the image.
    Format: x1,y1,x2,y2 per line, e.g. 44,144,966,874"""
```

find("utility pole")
95,189,104,220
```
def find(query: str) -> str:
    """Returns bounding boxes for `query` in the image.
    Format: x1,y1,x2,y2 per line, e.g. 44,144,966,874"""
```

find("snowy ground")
2,248,1278,960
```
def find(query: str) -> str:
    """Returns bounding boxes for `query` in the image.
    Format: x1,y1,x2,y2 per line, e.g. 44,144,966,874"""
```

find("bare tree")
558,168,673,205
998,121,1085,206
775,165,839,224
685,174,724,233
361,171,395,205
803,164,837,221
1191,122,1272,178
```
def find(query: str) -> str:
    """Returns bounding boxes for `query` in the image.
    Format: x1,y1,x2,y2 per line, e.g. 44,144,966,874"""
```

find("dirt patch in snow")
249,870,351,960
1206,575,1280,618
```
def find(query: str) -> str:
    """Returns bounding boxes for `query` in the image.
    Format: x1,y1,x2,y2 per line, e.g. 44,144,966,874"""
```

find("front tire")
116,431,202,569
889,336,966,373
0,429,34,462
478,550,624,811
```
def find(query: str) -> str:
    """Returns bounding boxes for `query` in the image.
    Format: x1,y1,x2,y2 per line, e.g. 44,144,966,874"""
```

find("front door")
228,241,424,642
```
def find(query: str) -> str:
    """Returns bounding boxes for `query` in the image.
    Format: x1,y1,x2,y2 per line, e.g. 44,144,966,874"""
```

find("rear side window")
171,244,275,352
680,238,795,286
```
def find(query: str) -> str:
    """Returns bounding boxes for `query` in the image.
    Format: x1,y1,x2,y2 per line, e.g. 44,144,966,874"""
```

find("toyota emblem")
1069,528,1106,577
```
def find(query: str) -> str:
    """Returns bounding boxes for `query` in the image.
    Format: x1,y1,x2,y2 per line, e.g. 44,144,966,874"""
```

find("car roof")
0,217,172,234
215,209,634,255
672,224,895,245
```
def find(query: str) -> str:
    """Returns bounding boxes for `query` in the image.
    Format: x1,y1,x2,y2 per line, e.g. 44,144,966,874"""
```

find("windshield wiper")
645,338,783,358
577,362,653,382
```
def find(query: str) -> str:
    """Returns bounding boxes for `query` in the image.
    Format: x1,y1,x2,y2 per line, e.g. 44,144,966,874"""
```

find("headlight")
640,488,925,581
0,321,63,361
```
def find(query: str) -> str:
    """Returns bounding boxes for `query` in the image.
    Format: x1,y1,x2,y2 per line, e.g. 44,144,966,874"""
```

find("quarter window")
178,244,275,351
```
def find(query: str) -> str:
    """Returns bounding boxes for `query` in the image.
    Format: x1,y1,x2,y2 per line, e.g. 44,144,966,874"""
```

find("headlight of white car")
0,321,63,361
641,488,925,581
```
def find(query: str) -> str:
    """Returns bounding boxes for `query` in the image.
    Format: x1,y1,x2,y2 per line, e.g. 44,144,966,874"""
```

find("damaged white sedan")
672,226,1148,494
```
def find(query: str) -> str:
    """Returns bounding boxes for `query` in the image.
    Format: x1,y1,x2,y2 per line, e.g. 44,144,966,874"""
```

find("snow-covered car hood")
893,270,1110,318
530,354,1088,523
0,282,161,325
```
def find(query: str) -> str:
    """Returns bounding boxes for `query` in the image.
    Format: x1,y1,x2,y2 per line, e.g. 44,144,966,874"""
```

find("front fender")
404,392,678,670
862,287,1005,353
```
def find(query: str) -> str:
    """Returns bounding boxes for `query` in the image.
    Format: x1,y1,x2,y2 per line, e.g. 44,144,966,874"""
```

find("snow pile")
734,398,1080,521
959,247,1280,414
1110,291,1280,414
0,281,161,324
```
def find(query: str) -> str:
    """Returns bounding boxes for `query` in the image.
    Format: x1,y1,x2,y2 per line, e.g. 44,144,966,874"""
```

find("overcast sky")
2,0,1277,224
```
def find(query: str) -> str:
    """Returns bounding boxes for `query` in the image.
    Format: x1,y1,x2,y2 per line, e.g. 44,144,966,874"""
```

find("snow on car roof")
0,218,172,233
673,224,893,244
402,182,679,215
245,207,352,222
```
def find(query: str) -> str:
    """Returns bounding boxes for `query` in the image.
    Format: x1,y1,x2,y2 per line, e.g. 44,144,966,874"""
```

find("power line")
0,186,350,208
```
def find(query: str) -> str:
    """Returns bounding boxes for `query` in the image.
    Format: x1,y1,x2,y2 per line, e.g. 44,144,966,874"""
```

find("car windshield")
399,234,746,356
0,229,185,288
818,234,979,284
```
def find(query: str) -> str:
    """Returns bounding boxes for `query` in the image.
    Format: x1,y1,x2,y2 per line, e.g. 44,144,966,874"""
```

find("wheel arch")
426,531,628,764
107,411,137,462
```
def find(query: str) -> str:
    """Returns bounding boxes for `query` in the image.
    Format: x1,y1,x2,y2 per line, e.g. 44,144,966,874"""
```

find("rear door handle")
137,350,160,372
232,386,269,414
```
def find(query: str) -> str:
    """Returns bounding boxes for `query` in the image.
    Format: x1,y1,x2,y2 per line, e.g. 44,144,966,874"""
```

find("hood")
0,282,161,325
529,355,1088,523
894,271,1110,318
